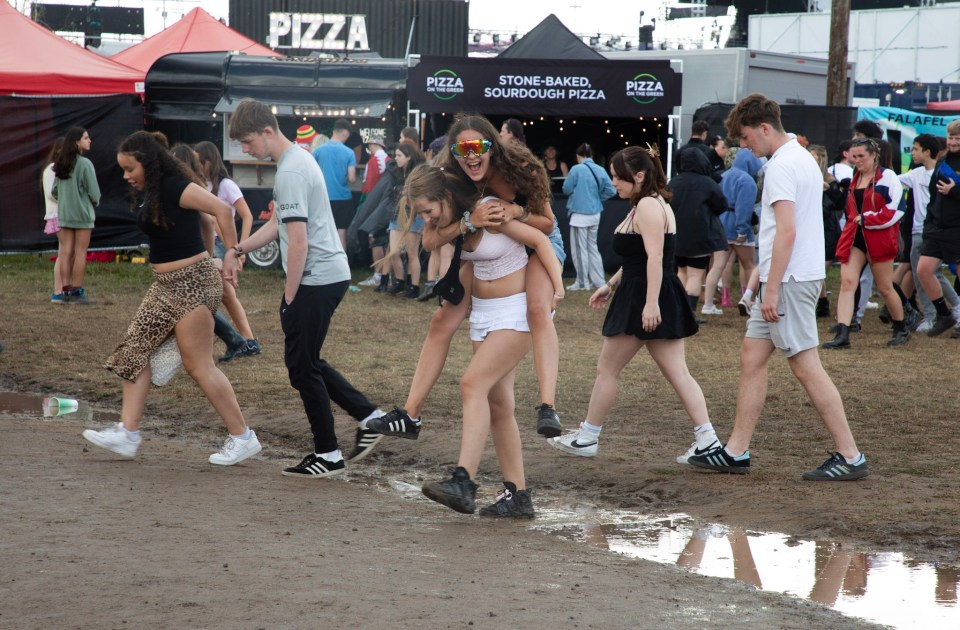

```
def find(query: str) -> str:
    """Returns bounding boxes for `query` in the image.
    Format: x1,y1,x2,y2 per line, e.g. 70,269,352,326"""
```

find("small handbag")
433,236,465,305
150,335,182,387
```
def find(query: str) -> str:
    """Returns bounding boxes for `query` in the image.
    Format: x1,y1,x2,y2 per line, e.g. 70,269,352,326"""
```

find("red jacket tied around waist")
835,167,904,264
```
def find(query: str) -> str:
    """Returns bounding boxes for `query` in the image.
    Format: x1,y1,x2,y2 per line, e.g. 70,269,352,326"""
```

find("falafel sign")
409,57,680,118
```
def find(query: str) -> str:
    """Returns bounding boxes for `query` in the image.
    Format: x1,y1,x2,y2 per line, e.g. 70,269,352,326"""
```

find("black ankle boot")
822,323,851,350
388,279,407,295
816,297,831,318
375,274,390,293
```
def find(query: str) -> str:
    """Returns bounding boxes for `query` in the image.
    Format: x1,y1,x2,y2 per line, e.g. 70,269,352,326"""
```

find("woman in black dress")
549,145,718,464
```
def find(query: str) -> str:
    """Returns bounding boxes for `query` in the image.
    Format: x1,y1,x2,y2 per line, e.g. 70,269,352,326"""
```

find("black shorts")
919,234,960,265
330,199,356,230
675,255,710,270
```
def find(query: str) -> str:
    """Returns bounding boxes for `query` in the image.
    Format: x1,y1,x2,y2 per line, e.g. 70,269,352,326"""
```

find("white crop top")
461,230,529,281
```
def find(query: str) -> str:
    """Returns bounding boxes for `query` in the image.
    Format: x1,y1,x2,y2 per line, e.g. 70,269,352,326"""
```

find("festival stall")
0,1,145,252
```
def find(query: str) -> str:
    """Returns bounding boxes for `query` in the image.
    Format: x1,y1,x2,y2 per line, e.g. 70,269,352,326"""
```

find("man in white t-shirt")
689,93,868,481
224,98,388,478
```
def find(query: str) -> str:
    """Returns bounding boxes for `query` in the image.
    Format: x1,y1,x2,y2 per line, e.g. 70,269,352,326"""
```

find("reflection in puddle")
0,391,120,424
533,508,959,629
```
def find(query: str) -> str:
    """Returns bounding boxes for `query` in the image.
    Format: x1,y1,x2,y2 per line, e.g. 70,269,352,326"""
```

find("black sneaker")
479,483,535,519
346,427,384,461
218,344,245,363
535,403,562,438
887,329,910,347
904,307,922,332
366,407,421,440
416,282,436,302
801,452,869,481
688,446,751,474
422,466,477,514
238,338,262,357
68,287,94,305
403,284,420,299
927,314,958,337
281,453,346,478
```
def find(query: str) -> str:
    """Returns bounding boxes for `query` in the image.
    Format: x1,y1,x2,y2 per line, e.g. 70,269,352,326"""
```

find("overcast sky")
19,0,663,43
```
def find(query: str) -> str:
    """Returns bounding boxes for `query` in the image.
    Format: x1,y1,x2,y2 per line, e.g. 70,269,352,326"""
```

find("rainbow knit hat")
296,125,318,146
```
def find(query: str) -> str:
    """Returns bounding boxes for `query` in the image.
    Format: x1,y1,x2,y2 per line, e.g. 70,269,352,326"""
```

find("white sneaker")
209,430,262,465
548,427,598,457
83,422,140,458
566,282,589,291
916,319,933,333
866,300,880,310
358,273,381,287
701,304,723,316
676,430,720,464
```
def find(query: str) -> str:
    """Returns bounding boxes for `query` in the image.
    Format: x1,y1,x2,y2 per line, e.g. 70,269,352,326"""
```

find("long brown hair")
610,146,671,207
53,126,86,180
118,131,198,228
437,113,551,214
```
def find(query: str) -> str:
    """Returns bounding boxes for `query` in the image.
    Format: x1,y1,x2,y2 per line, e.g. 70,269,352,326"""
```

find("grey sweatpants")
569,223,605,289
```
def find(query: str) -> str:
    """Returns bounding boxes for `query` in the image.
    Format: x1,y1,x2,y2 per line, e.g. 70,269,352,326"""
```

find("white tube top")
461,230,529,281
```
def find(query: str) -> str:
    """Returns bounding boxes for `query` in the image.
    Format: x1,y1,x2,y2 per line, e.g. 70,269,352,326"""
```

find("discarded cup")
43,397,79,412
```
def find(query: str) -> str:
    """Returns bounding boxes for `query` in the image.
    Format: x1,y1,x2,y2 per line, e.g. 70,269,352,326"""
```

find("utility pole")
826,0,850,106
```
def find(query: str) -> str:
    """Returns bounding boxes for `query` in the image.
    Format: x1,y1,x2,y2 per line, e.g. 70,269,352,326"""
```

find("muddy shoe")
422,466,477,514
548,426,598,457
802,452,868,481
688,446,751,474
479,483,535,519
535,403,562,438
927,314,957,337
346,427,384,462
367,407,421,439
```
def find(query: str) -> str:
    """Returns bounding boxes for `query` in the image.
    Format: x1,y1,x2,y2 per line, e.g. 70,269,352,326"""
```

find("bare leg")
917,254,946,302
119,368,152,432
487,365,525,488
703,249,731,308
402,266,473,417
869,258,903,321
645,339,710,427
584,334,644,426
388,230,404,280
786,347,859,458
458,330,531,477
733,245,756,292
525,254,560,407
221,280,255,339
725,337,776,455
835,251,867,325
404,231,422,288
175,306,248,436
53,229,66,295
71,228,92,288
58,228,76,289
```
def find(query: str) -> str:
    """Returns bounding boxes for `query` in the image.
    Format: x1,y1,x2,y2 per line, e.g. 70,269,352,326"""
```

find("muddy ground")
1,255,957,627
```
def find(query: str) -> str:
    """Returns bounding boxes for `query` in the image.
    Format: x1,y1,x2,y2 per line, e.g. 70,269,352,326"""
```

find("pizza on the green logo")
626,73,665,105
426,69,464,100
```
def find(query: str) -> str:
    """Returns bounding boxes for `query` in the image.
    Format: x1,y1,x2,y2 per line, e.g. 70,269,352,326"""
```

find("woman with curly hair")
81,131,261,466
53,126,101,304
368,113,566,442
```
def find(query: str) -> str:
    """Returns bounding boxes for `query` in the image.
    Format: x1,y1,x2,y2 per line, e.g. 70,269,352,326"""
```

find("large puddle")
531,507,959,629
4,391,958,628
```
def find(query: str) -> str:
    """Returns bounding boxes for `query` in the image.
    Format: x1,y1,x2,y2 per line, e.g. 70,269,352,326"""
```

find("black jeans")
280,281,376,453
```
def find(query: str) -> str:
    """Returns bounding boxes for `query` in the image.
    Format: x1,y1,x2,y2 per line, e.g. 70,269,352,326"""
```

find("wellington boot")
822,323,851,350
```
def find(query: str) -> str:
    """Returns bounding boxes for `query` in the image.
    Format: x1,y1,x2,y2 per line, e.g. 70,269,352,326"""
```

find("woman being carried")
549,145,718,464
366,114,566,442
407,165,564,517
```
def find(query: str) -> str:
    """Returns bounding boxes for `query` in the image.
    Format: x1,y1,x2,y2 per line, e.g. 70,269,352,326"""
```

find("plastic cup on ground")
43,397,79,413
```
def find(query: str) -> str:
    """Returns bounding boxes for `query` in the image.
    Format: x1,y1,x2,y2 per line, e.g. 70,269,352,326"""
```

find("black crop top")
138,175,206,264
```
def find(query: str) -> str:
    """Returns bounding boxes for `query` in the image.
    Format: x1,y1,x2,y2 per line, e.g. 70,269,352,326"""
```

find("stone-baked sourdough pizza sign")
409,57,681,118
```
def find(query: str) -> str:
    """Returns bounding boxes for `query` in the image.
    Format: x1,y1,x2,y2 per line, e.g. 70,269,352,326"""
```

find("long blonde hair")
807,144,835,184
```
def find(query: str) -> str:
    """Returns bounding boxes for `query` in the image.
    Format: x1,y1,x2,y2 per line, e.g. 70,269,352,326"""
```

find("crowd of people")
62,91,960,520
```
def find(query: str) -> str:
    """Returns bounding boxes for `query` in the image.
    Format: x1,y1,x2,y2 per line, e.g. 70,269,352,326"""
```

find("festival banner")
859,106,960,172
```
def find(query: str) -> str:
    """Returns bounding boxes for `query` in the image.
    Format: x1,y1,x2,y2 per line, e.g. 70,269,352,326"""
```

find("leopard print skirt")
105,257,223,382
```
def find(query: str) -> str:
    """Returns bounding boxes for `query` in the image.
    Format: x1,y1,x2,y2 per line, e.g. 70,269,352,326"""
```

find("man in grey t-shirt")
225,98,386,478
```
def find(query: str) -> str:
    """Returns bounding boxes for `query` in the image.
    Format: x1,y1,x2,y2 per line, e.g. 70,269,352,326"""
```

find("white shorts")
745,278,822,357
469,293,530,342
